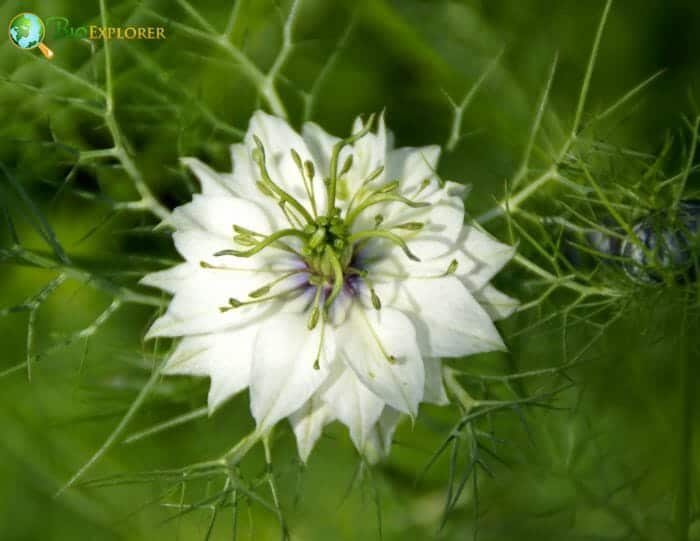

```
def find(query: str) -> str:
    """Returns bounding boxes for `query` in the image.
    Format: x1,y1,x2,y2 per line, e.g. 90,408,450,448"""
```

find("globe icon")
8,12,53,58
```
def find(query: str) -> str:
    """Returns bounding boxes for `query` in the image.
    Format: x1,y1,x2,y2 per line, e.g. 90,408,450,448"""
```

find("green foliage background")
1,0,699,540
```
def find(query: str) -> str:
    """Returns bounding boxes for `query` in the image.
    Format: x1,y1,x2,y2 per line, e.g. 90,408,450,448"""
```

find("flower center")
207,115,457,338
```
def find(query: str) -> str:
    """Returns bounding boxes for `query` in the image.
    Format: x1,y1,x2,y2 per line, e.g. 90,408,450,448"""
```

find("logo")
8,12,166,59
46,17,166,41
8,12,54,59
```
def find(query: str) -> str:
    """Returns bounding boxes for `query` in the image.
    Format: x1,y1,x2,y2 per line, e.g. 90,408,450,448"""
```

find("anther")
395,222,425,231
248,285,271,298
362,166,385,186
234,235,257,246
370,288,382,310
446,259,459,275
414,177,431,196
307,305,320,330
233,225,257,236
304,160,315,180
377,180,400,194
290,148,303,170
256,181,273,197
339,154,354,177
308,227,326,249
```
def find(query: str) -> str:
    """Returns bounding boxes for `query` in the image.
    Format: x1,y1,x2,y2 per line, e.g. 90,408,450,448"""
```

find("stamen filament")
215,228,308,258
365,259,459,281
219,283,306,311
232,224,302,256
279,200,305,229
248,270,305,299
393,222,425,231
347,229,421,261
312,315,327,370
307,286,323,330
345,194,430,228
324,246,345,309
252,136,314,225
327,114,376,211
290,149,318,218
345,166,386,216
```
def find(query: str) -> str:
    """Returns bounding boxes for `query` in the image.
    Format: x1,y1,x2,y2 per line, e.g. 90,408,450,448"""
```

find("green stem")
99,0,170,221
2,248,166,307
443,367,477,413
224,430,263,468
57,355,167,495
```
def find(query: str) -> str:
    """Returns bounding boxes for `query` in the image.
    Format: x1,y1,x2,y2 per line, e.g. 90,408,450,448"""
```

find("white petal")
246,111,323,213
335,113,389,198
166,193,294,272
289,395,332,463
473,284,519,321
338,306,424,416
364,407,402,463
174,229,300,271
250,314,336,432
302,122,341,176
367,224,515,293
376,407,402,453
144,267,307,337
168,194,274,239
357,183,464,260
386,145,440,194
374,275,505,357
423,357,449,405
181,157,235,197
163,325,257,413
140,262,196,294
320,366,384,451
458,226,516,290
229,144,261,199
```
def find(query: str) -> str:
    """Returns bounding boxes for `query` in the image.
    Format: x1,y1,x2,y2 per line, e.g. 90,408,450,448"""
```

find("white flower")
142,111,517,463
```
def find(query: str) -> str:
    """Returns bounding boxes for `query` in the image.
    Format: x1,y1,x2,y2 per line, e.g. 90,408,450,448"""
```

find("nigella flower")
142,111,517,462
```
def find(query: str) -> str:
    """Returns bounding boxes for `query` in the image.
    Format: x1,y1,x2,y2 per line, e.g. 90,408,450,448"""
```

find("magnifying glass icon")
8,12,54,59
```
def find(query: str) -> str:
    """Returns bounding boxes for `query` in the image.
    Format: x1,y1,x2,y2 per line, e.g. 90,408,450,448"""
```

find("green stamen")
312,316,326,370
394,222,425,231
339,154,354,177
215,228,307,258
370,289,382,310
307,286,323,330
219,284,305,311
252,135,314,225
290,149,318,217
247,270,304,299
248,285,271,298
213,124,442,328
327,113,376,211
304,160,315,181
324,246,345,308
347,229,421,262
377,180,400,194
345,194,430,228
447,259,459,274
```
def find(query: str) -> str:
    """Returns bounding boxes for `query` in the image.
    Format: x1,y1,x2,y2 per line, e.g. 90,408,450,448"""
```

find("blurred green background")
1,0,699,539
